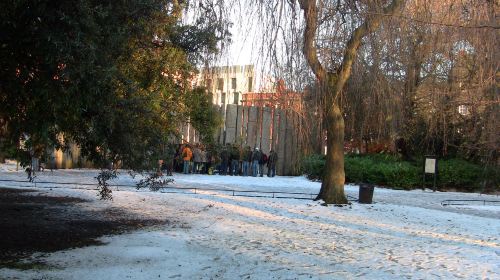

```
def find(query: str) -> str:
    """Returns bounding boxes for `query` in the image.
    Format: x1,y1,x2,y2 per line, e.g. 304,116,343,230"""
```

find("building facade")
241,79,302,111
197,65,255,106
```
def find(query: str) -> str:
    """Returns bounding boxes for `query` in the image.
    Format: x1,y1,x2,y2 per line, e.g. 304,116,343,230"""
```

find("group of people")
217,144,278,177
167,143,278,177
180,143,210,174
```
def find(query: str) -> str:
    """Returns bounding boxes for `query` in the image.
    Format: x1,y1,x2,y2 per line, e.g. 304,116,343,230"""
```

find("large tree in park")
297,0,405,204
245,0,497,200
0,0,228,197
0,0,227,170
230,0,405,204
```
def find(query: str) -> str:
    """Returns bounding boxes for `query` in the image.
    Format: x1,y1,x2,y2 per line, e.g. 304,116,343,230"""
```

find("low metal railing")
441,199,500,206
0,178,321,200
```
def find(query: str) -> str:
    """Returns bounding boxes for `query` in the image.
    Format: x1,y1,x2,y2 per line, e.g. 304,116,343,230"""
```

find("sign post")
423,155,438,192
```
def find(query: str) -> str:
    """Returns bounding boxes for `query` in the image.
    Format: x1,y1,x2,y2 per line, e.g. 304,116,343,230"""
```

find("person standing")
181,144,193,174
242,146,252,176
206,145,217,175
259,152,267,177
230,144,240,176
267,149,278,177
174,145,183,173
200,146,208,174
219,144,230,175
163,143,176,176
251,147,261,177
192,144,202,174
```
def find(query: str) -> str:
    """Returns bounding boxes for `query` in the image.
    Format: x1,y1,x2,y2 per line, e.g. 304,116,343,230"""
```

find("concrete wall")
225,104,238,144
212,105,301,176
47,142,93,169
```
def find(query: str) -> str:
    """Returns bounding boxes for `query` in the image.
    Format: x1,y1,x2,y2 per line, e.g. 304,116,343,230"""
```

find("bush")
344,154,420,190
301,154,326,181
437,159,499,192
301,154,498,192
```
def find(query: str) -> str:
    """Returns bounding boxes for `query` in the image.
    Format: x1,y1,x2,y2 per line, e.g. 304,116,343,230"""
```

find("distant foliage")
185,87,222,146
301,154,499,192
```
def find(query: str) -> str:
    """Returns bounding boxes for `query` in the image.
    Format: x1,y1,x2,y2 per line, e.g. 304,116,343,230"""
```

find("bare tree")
233,0,497,200
293,0,404,204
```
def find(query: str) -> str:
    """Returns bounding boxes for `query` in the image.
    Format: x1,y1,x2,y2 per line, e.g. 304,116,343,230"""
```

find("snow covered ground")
0,165,499,279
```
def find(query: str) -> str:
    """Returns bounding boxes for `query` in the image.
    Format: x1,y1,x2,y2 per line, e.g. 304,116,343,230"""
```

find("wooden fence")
181,104,302,176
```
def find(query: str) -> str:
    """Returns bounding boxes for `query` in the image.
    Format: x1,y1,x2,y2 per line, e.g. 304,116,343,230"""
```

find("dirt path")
0,187,165,268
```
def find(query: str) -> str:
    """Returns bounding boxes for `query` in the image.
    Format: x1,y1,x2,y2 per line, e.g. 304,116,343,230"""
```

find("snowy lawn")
0,165,499,279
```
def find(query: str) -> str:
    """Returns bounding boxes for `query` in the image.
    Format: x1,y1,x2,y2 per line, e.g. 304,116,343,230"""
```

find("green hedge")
301,154,326,181
438,159,499,191
301,154,499,192
344,154,420,190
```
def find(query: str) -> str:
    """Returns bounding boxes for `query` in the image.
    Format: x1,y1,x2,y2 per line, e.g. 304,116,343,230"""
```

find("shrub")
300,154,326,181
301,153,498,192
344,154,420,190
437,159,499,192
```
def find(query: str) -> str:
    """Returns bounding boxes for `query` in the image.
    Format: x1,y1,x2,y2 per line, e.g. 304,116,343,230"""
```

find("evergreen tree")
0,0,227,196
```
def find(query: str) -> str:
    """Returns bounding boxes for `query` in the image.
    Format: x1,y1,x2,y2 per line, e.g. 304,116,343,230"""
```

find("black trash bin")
358,184,374,204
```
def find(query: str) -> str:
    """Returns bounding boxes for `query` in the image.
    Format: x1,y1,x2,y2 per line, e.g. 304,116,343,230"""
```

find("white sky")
224,7,259,67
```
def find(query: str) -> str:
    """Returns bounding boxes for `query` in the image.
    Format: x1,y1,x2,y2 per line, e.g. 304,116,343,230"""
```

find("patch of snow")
0,160,19,172
0,168,499,279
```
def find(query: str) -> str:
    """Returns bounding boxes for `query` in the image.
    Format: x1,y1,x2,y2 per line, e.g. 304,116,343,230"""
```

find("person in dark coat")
192,144,202,174
200,146,208,174
229,144,240,176
242,146,252,176
174,145,182,172
251,147,261,177
162,143,176,176
259,152,267,177
206,144,219,175
219,144,230,175
267,149,278,177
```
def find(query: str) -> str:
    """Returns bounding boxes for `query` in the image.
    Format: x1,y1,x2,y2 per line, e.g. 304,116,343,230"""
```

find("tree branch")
171,0,185,20
298,0,327,82
334,0,405,97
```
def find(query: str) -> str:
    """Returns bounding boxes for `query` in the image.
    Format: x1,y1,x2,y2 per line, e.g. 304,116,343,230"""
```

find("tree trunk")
299,0,405,204
316,103,347,204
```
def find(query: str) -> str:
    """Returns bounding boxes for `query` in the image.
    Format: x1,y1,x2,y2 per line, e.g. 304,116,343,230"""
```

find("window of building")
231,78,237,89
206,79,212,90
221,92,226,104
233,92,239,104
248,77,253,92
217,78,224,91
458,105,469,116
